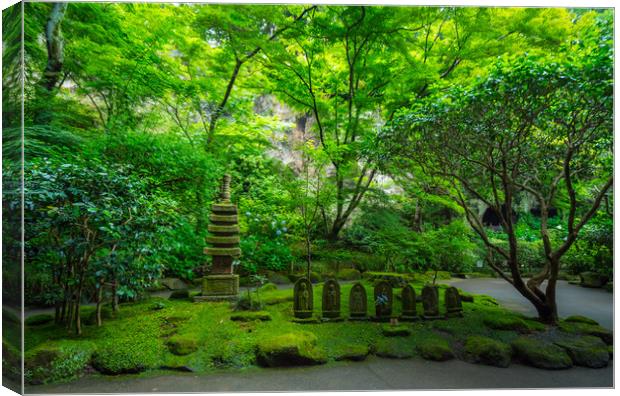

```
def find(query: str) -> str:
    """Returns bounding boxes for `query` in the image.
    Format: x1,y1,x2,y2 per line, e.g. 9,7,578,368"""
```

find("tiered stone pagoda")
195,174,240,301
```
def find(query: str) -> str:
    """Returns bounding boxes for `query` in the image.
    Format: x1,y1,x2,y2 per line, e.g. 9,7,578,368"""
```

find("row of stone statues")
293,278,463,321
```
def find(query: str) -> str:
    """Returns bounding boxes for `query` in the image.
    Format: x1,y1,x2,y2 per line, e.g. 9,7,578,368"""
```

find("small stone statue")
374,280,393,321
322,279,341,320
349,282,368,320
400,284,418,321
422,285,441,319
445,287,463,317
294,278,313,319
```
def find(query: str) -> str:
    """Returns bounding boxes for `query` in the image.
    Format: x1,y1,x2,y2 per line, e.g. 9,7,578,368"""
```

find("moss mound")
558,321,613,345
362,272,410,287
554,335,609,368
288,272,323,284
91,339,158,375
25,345,90,385
82,306,115,325
382,325,412,337
375,339,414,359
266,271,290,285
25,314,54,326
417,337,454,361
336,269,362,281
169,289,190,300
166,335,198,356
564,315,599,326
256,332,327,367
511,337,572,370
483,315,529,332
334,344,370,361
230,311,272,322
464,336,512,368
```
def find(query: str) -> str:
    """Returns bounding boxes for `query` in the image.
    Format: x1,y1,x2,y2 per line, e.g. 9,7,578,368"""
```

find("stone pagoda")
195,174,240,301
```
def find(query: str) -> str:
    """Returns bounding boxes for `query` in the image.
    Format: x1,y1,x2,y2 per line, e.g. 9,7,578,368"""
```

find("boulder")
259,283,278,292
464,336,512,368
554,335,609,368
266,271,290,285
579,272,608,288
161,278,189,290
417,338,454,361
256,332,327,367
511,337,572,370
166,335,198,356
334,344,369,361
558,321,613,345
483,315,529,333
169,289,190,300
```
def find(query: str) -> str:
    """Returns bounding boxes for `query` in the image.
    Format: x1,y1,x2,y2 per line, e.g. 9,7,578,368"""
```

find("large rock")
558,321,613,345
375,339,414,359
464,336,512,368
511,337,573,370
161,278,189,290
579,272,609,288
554,336,609,368
256,332,327,367
166,335,198,356
417,338,454,361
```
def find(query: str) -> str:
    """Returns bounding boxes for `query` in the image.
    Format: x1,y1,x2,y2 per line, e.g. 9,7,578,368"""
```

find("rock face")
349,282,368,320
511,337,573,370
554,336,609,368
444,287,463,318
256,332,327,367
374,281,393,321
196,174,240,302
464,336,512,368
400,285,418,321
579,271,609,288
422,285,441,319
293,278,313,319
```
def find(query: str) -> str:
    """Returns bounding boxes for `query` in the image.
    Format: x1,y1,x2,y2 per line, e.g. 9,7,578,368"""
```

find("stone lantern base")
194,274,239,302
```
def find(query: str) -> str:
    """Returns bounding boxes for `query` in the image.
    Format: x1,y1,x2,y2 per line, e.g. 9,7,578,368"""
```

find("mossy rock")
511,337,572,370
166,335,198,356
334,344,370,361
259,282,278,292
25,314,54,326
382,325,412,337
524,319,546,332
230,311,272,322
579,271,608,288
464,336,512,368
564,315,599,326
417,337,454,361
256,332,327,367
558,321,613,345
375,339,414,359
554,335,609,368
336,269,361,281
25,345,90,385
288,272,322,284
266,271,290,285
483,315,529,333
460,292,474,303
169,289,190,300
362,272,409,287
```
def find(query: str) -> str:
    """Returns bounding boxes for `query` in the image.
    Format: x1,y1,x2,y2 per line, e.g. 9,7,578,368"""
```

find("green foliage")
25,314,54,327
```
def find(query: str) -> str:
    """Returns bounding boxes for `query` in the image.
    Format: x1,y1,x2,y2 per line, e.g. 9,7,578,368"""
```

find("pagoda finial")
220,174,231,202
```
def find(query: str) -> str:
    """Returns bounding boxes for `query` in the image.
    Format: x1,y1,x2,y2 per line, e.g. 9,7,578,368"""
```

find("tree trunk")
96,279,104,327
112,281,119,312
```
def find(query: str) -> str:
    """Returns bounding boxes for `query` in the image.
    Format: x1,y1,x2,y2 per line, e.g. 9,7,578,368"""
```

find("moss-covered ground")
20,281,611,385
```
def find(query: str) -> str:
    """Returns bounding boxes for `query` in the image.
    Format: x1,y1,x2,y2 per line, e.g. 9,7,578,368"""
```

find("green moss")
256,332,327,367
464,336,512,368
511,337,573,369
169,289,190,300
375,338,414,359
564,315,599,325
554,335,609,368
25,344,91,385
558,321,613,345
336,269,362,281
416,336,454,361
333,344,369,361
25,314,54,326
166,335,198,356
483,315,529,333
382,324,412,337
230,311,272,322
259,283,278,292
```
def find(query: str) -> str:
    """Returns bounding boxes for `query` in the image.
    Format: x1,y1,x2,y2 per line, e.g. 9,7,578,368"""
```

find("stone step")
206,235,240,245
207,224,240,234
204,247,241,257
209,214,238,223
211,204,237,213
